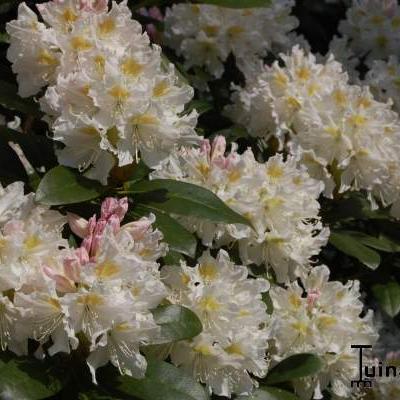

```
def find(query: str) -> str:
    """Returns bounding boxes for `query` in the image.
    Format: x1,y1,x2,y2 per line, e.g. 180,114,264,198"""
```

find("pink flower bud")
67,213,89,239
200,139,211,155
75,247,89,266
101,197,128,222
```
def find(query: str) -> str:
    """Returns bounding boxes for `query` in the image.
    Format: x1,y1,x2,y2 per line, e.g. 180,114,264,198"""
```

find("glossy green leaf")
152,305,202,344
265,354,323,385
238,386,299,400
345,231,400,253
184,99,213,116
99,359,209,400
36,166,105,205
372,282,400,318
125,179,251,227
0,80,41,116
0,353,65,400
329,231,381,270
193,0,271,8
133,205,197,257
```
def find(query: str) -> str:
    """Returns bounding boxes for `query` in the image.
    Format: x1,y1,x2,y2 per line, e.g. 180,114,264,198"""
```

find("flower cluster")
269,265,378,399
161,250,270,397
152,136,328,282
6,0,199,184
163,1,298,78
338,0,400,63
229,46,400,216
0,182,169,382
366,56,400,114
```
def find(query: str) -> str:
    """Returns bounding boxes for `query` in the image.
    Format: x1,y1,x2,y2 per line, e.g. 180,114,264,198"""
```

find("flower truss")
161,250,270,397
229,46,400,217
0,183,169,382
152,136,329,283
163,1,298,78
6,0,199,184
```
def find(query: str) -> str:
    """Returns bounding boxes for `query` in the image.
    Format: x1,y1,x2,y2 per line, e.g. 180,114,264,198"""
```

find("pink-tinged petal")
3,220,24,235
200,139,211,155
108,214,121,234
67,213,89,239
75,247,89,266
211,136,226,162
124,219,152,240
79,0,108,12
43,267,76,293
306,288,321,308
101,197,119,220
100,197,128,222
115,197,128,221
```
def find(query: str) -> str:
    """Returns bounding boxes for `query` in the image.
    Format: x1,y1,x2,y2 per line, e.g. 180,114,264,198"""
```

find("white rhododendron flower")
6,0,199,184
0,185,169,381
269,265,378,399
152,136,328,282
161,250,270,397
323,35,360,83
229,46,400,217
368,351,400,399
163,1,298,78
338,0,400,63
366,56,400,114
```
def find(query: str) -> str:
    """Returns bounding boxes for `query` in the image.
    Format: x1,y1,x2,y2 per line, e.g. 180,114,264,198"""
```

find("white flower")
164,2,298,78
6,1,199,184
161,250,270,397
228,46,400,217
152,136,328,283
0,189,169,382
338,0,400,63
365,55,400,114
6,3,59,97
269,265,378,399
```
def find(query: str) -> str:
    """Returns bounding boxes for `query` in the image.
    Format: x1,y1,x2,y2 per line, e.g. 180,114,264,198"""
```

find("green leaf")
126,160,150,184
372,282,400,318
265,354,324,385
36,166,106,206
352,232,400,253
184,100,213,116
152,305,202,344
193,0,271,7
238,386,299,400
163,250,186,265
133,204,197,257
0,353,65,400
124,179,251,227
329,231,381,270
323,193,390,222
99,359,209,400
0,33,9,44
0,80,41,116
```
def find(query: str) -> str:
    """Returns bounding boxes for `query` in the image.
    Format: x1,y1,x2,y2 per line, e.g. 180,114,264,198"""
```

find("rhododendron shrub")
0,1,399,399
